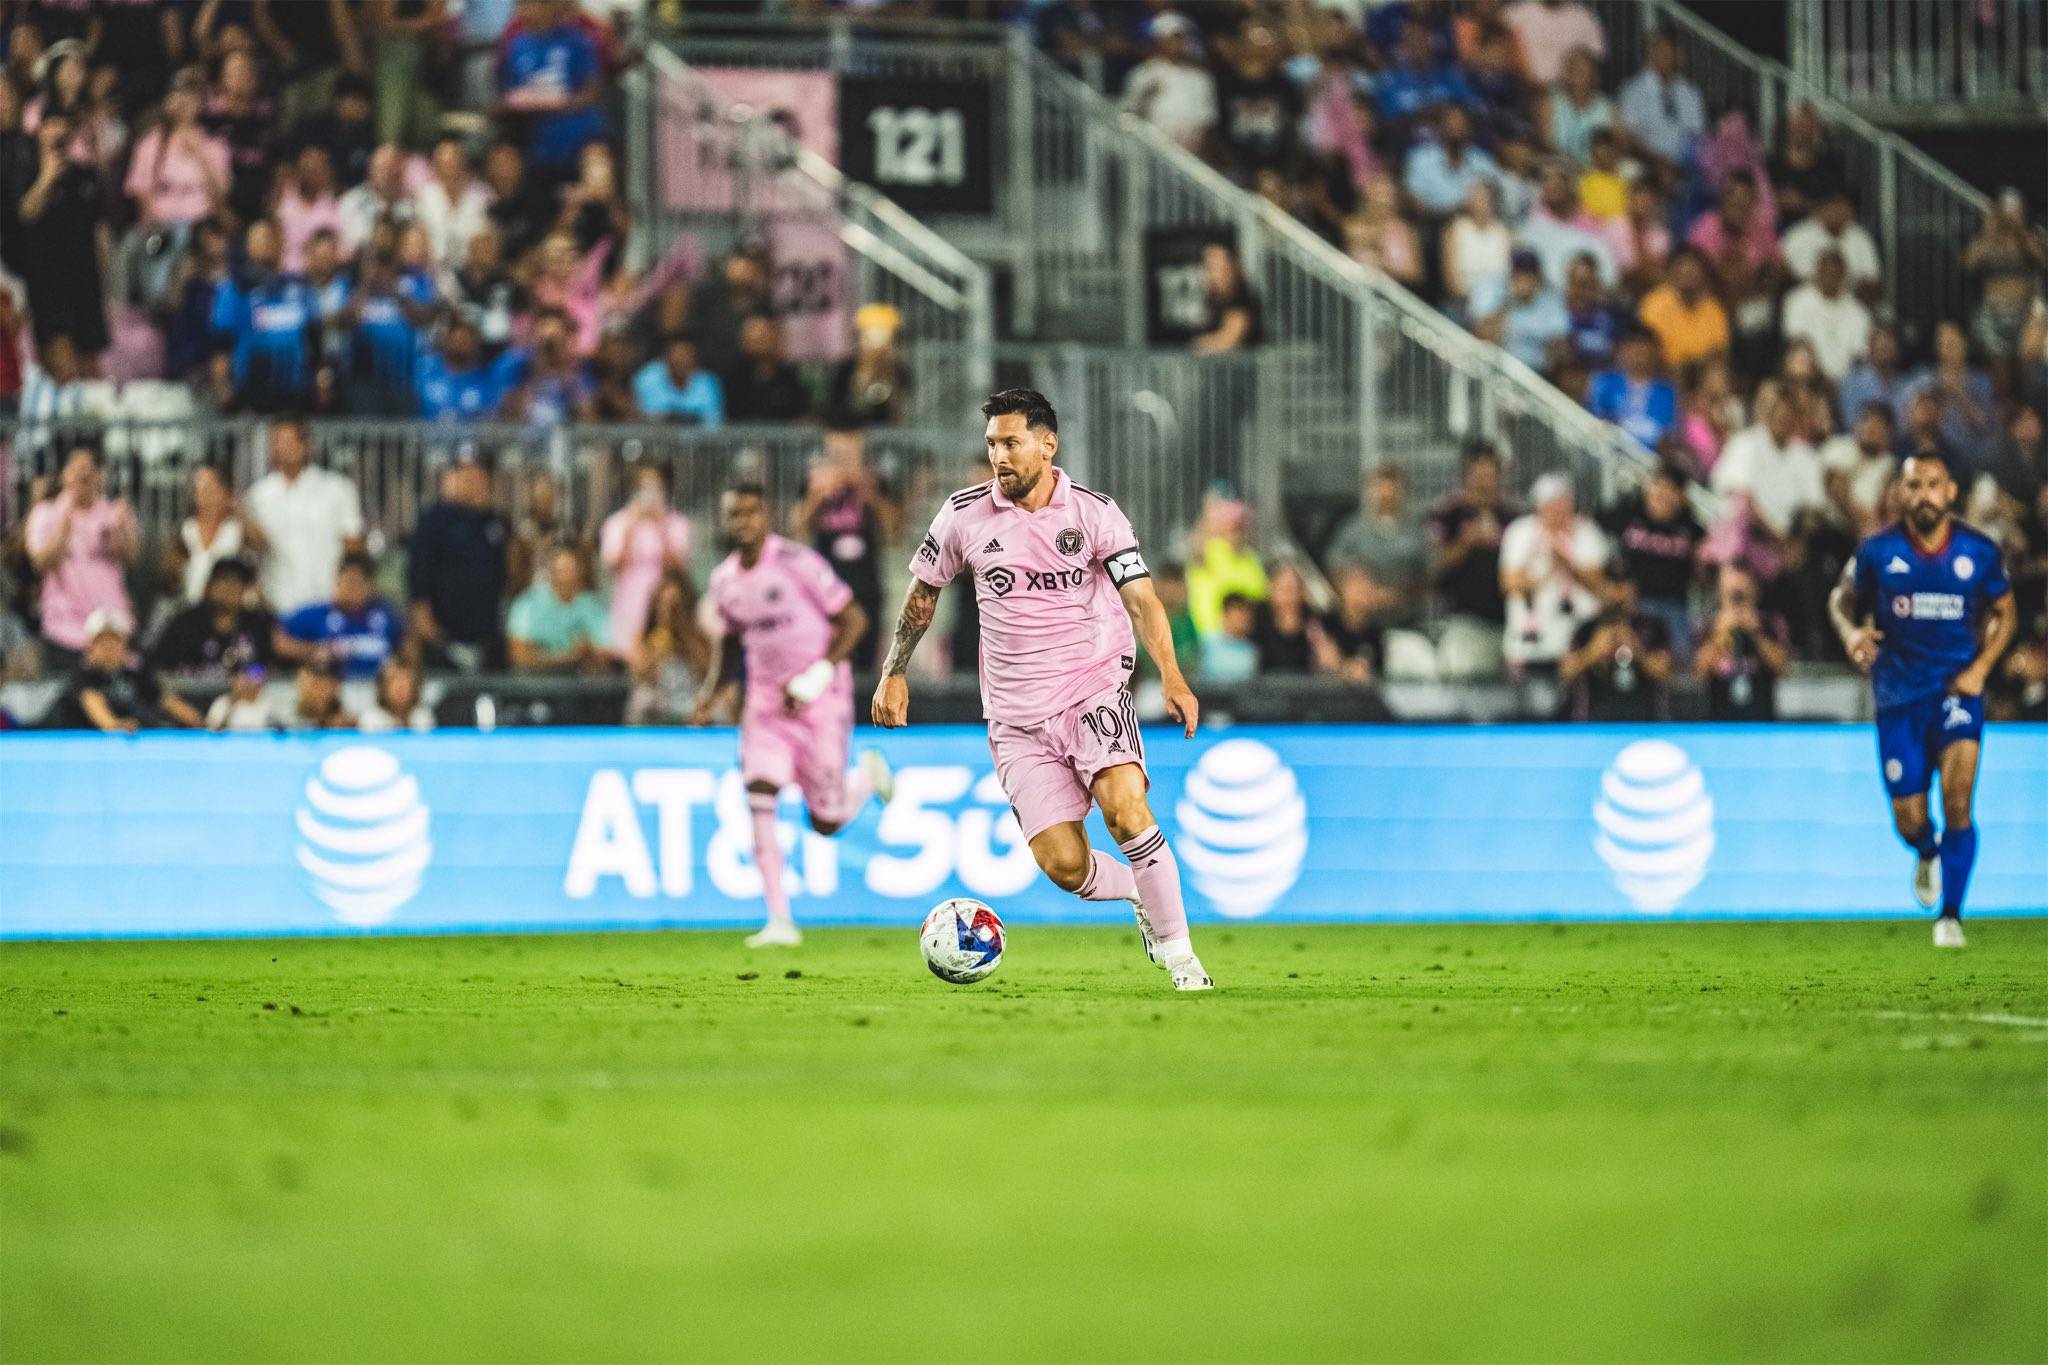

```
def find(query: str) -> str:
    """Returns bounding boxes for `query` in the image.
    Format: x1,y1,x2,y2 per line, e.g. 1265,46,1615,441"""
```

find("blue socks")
1939,824,1977,918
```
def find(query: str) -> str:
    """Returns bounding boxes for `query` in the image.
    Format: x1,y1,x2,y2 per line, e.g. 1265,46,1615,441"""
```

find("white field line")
1868,1010,2048,1029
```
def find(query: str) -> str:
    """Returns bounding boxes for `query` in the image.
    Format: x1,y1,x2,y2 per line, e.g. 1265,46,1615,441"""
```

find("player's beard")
996,465,1042,500
1907,502,1947,536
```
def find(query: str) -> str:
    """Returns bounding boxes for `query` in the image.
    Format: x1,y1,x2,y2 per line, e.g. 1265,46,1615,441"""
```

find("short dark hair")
981,388,1058,434
1858,401,1897,431
207,556,253,586
1460,437,1502,465
339,550,376,579
1220,592,1256,613
724,481,769,503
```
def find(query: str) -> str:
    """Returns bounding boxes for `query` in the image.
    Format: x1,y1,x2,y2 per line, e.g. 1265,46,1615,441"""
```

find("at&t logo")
1592,740,1714,913
296,746,433,925
1173,739,1308,919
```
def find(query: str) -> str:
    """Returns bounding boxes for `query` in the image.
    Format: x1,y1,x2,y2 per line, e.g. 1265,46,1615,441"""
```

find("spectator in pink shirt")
1504,0,1605,86
274,144,346,274
600,462,693,663
1687,170,1779,281
122,71,230,227
24,444,139,661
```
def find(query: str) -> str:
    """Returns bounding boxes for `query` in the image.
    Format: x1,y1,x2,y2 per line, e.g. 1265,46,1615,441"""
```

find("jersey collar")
989,466,1068,512
1904,518,1953,559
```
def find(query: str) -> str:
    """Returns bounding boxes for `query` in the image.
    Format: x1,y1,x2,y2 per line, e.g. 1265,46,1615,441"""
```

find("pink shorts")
988,682,1148,843
740,691,852,816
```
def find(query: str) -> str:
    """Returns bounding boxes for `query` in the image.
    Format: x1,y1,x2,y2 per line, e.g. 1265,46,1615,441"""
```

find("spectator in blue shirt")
1562,253,1625,371
416,319,528,421
504,308,594,426
1375,18,1474,151
1616,33,1705,171
634,334,725,429
1402,105,1500,221
210,219,320,413
274,551,404,681
1835,322,1911,432
497,0,607,188
340,252,437,417
1588,326,1679,451
1475,250,1570,375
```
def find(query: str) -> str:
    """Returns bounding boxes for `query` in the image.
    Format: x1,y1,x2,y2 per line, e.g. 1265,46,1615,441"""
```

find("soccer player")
1829,452,2016,947
872,389,1215,991
692,484,893,948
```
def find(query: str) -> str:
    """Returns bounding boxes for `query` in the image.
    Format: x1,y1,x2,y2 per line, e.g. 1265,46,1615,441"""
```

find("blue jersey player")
1830,453,2017,947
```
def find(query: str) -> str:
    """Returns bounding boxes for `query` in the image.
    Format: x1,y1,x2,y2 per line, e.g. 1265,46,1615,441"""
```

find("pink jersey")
707,535,855,716
911,468,1146,727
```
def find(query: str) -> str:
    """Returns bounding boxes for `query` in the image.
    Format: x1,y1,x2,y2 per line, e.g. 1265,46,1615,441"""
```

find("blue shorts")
1875,692,1984,798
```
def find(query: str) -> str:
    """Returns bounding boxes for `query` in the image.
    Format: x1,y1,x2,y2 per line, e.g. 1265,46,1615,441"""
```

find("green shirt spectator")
507,547,612,674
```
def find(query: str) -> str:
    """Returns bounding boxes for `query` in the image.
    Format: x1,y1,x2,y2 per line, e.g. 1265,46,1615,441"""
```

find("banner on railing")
4,726,2043,939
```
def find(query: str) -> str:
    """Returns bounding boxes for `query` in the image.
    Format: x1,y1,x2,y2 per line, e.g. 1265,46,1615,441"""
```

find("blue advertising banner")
2,725,2043,940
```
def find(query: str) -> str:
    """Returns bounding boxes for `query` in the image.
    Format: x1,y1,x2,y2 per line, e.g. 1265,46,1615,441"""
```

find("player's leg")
739,719,801,947
1091,763,1212,991
1933,720,1985,947
1877,702,1941,907
797,696,890,837
992,722,1135,902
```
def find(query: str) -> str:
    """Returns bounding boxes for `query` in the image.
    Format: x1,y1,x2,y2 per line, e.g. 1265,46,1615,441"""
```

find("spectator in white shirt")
241,417,368,614
1499,472,1609,671
1617,33,1705,170
413,134,492,271
1779,189,1882,297
1120,14,1217,152
1711,386,1826,538
1821,402,1899,537
1780,248,1873,383
338,144,419,257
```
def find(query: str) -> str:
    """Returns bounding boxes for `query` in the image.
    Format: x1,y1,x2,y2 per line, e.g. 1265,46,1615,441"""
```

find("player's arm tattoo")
881,579,940,678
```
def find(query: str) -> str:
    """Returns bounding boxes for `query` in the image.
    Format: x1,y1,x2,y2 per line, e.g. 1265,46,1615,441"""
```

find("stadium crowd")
0,0,2045,730
1081,0,2048,719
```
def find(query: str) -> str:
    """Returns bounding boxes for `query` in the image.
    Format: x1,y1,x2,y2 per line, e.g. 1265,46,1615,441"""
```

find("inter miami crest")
1056,528,1084,558
983,565,1017,597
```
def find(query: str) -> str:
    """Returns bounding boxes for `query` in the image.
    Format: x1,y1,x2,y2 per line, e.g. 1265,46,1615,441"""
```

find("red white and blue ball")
919,898,1005,984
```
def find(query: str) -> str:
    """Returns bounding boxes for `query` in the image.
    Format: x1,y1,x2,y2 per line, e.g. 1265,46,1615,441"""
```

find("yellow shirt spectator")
1186,534,1268,637
1638,284,1731,370
1579,169,1628,220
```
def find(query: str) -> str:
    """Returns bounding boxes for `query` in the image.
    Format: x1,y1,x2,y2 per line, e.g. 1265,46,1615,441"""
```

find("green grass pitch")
2,920,2043,1363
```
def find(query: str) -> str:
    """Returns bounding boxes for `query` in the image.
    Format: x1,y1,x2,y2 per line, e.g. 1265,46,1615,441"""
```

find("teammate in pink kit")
872,389,1213,991
693,484,893,947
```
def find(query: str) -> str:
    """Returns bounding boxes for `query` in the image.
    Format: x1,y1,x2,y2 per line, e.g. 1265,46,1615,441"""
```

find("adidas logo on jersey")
1885,555,1910,574
983,538,1003,554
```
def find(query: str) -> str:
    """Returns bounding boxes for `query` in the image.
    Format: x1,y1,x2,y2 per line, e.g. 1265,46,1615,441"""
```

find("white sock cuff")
747,791,778,813
1155,935,1195,966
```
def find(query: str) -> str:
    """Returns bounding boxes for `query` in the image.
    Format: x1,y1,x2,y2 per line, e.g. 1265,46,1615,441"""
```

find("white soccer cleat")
1168,955,1215,992
859,749,895,806
1129,896,1165,968
745,921,803,948
1156,940,1213,991
1913,852,1942,909
1933,917,1966,949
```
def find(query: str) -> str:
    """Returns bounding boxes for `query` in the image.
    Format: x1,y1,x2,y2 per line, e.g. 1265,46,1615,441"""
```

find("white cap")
1152,13,1194,39
83,607,133,640
1529,473,1574,507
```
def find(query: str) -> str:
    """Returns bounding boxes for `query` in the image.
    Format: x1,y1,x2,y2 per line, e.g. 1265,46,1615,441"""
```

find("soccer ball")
919,898,1005,984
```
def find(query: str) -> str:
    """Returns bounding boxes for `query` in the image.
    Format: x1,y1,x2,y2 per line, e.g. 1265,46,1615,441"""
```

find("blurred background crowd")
0,0,2044,732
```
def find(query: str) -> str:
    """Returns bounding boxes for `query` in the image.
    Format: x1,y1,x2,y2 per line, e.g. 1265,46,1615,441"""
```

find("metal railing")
1027,51,1663,518
1590,0,1993,334
630,45,994,420
1789,0,2048,124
